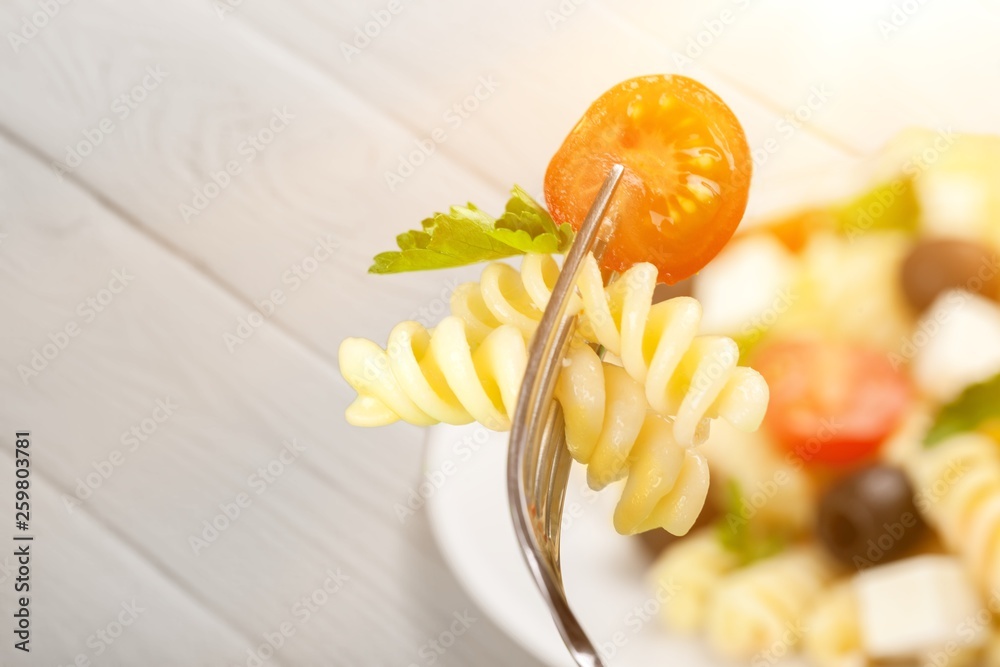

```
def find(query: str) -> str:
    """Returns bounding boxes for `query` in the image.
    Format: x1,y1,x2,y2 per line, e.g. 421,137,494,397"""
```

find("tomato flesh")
544,75,751,284
753,340,912,466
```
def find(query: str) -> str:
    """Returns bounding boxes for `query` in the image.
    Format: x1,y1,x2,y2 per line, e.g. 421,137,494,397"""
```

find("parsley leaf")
926,373,1000,446
369,186,574,274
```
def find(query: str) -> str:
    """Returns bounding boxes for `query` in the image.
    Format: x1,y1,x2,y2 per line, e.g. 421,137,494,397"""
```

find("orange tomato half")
545,75,751,284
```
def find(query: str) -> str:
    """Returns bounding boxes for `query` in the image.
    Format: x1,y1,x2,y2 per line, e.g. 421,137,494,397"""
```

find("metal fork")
507,164,624,667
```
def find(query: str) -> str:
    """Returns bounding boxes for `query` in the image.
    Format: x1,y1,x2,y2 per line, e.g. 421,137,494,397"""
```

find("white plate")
423,424,728,667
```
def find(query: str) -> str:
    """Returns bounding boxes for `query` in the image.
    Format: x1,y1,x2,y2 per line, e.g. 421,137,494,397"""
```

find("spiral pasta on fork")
339,252,768,534
446,253,768,445
340,317,709,534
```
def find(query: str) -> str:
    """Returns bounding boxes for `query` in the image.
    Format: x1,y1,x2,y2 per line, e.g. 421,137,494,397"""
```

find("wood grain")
0,133,539,665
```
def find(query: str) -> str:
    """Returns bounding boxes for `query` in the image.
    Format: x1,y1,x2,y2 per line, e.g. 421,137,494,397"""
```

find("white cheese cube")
693,235,796,337
912,291,1000,402
853,555,985,660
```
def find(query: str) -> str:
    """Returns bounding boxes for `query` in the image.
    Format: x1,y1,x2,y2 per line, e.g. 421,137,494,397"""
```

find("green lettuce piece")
714,480,787,566
834,177,920,239
926,373,1000,446
369,186,574,274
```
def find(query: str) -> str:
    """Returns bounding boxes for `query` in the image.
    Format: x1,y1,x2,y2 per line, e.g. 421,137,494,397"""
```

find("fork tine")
508,164,624,667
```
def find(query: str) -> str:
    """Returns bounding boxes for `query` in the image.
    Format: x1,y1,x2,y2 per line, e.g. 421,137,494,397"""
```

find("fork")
507,164,625,667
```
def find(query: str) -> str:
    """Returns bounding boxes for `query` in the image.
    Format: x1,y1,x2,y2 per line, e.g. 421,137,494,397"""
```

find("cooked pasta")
339,317,525,430
649,529,740,633
340,320,710,534
555,342,710,535
448,253,768,445
339,252,771,534
449,253,566,345
574,253,768,446
905,433,1000,595
704,548,834,660
802,582,863,667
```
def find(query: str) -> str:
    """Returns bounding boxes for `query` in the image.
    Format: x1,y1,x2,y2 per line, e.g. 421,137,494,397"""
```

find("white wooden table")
0,1,996,664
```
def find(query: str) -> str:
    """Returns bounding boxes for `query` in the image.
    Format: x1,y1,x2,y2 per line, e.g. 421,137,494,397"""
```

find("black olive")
817,465,927,568
900,238,1000,313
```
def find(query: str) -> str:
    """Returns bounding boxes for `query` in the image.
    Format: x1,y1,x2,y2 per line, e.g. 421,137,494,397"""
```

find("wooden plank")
0,0,500,363
0,135,539,665
0,451,254,666
606,0,1000,153
220,0,856,220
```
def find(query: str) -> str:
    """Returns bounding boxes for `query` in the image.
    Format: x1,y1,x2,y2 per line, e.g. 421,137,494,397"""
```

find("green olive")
817,465,927,568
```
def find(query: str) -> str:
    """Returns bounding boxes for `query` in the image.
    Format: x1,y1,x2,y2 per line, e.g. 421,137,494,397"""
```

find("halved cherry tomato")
753,340,912,466
544,75,751,285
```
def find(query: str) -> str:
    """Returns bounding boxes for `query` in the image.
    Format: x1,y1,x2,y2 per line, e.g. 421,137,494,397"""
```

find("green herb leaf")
368,186,574,274
926,373,1000,446
714,480,788,566
834,177,920,239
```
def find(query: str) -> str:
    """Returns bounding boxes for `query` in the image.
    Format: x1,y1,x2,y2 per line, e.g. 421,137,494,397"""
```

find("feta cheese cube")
912,291,1000,402
853,555,985,659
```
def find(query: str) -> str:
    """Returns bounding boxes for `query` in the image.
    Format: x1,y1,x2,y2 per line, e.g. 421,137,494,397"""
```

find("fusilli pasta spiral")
339,252,770,534
449,253,767,445
574,254,768,446
802,582,863,667
905,433,1000,596
340,319,709,534
650,529,740,633
340,317,525,430
556,342,710,535
704,548,834,660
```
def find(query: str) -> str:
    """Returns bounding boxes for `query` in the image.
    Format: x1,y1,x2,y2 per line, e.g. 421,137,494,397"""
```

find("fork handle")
507,164,624,667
